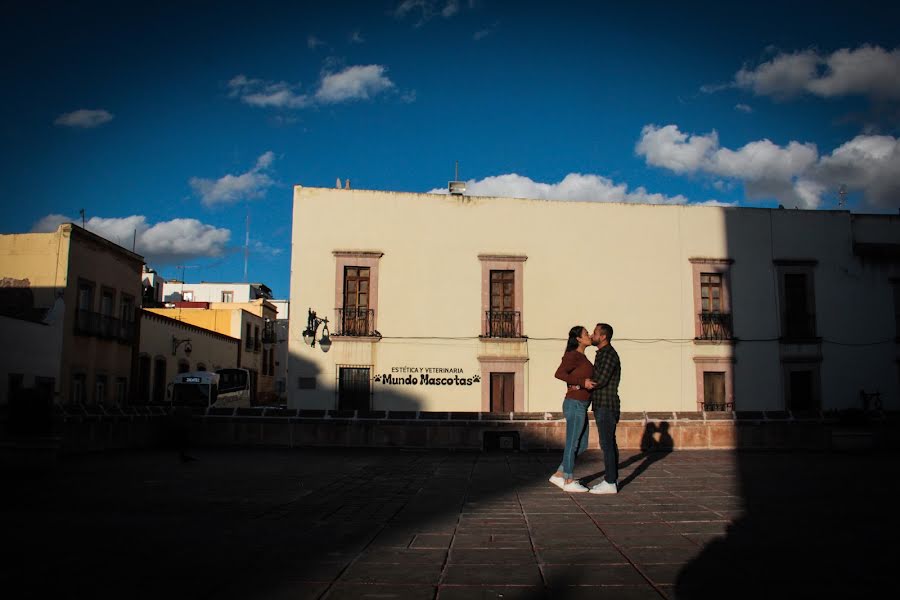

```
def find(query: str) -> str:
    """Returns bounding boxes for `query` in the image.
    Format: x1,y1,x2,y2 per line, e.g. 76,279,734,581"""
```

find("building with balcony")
289,185,900,414
0,223,143,407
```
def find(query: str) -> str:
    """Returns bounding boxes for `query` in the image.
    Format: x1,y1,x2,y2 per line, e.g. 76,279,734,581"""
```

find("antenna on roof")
838,184,847,209
448,160,466,195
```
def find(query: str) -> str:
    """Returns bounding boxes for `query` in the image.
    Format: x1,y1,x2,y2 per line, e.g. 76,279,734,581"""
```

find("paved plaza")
2,447,895,599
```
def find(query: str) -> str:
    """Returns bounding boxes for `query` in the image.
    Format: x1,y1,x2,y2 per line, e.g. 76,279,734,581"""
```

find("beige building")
161,281,272,304
289,186,900,414
0,224,143,407
135,309,240,404
145,299,277,403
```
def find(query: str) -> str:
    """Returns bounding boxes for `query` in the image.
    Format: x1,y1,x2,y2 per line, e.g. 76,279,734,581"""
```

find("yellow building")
145,299,277,403
136,309,240,404
0,224,143,406
289,185,900,414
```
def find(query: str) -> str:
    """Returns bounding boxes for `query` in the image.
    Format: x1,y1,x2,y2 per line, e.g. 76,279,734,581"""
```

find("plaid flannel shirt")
590,344,621,416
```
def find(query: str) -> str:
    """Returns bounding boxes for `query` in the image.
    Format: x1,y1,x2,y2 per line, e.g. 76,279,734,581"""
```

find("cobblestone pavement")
2,448,895,599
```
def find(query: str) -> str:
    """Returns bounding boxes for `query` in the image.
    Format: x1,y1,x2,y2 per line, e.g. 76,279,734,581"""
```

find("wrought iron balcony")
336,307,376,337
262,322,277,344
74,310,135,344
698,312,733,341
484,310,522,338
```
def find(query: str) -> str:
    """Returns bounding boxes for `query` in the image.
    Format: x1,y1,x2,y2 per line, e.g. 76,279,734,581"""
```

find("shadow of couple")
581,421,674,488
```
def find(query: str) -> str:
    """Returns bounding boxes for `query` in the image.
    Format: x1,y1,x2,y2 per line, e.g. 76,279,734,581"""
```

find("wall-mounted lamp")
172,336,193,356
302,308,331,352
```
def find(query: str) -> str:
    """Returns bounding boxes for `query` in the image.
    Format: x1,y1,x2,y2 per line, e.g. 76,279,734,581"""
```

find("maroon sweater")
554,350,594,401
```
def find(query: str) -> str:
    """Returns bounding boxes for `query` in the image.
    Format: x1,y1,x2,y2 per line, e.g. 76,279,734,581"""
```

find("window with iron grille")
783,273,816,339
698,273,732,341
71,372,86,405
702,371,730,411
700,274,722,312
337,366,371,411
487,270,520,337
340,266,373,336
115,377,127,406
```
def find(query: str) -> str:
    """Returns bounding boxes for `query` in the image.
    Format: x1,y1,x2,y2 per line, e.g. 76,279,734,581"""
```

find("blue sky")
3,0,899,298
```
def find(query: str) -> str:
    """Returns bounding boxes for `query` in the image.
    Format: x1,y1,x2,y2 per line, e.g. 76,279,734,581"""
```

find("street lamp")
172,336,192,356
302,309,331,352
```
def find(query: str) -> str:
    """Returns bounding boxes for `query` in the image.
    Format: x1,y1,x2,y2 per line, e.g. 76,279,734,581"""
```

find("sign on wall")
374,366,481,387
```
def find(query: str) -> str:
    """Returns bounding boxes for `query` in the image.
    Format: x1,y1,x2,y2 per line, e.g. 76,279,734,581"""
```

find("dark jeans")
595,406,619,483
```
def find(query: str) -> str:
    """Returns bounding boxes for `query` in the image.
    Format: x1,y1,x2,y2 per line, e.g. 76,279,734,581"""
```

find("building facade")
289,186,900,414
162,281,272,304
0,223,143,407
269,299,290,401
135,309,240,404
145,300,277,403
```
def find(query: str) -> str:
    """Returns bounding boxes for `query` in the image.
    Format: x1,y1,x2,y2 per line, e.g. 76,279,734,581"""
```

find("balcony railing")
783,312,817,340
484,310,522,338
74,310,135,344
335,307,376,337
702,402,734,412
262,323,276,344
698,312,733,341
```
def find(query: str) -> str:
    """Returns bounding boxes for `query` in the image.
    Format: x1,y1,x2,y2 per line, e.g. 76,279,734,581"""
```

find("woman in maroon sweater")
549,325,596,492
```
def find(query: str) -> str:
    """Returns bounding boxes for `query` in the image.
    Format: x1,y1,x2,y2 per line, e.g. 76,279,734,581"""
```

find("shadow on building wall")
673,208,898,598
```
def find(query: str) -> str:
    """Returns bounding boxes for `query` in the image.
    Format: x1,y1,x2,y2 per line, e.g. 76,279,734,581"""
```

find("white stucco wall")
289,186,900,413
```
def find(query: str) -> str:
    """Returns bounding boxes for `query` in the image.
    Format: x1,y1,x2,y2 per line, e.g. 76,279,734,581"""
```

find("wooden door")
343,267,370,335
490,372,515,413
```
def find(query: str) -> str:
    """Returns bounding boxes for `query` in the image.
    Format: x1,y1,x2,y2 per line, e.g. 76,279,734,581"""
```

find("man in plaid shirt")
584,323,621,494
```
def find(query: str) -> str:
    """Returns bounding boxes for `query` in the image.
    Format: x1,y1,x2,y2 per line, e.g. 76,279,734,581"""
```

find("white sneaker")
549,474,566,489
590,480,618,495
562,480,589,493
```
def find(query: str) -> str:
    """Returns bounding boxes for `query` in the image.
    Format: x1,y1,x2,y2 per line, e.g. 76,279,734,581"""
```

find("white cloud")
635,125,719,175
735,103,753,113
393,0,464,26
227,75,310,109
228,65,394,109
733,45,900,101
31,214,231,263
473,29,491,41
307,35,324,49
442,0,460,17
814,135,900,208
427,172,694,205
636,124,900,209
54,109,114,128
189,151,276,207
315,65,394,103
349,30,365,44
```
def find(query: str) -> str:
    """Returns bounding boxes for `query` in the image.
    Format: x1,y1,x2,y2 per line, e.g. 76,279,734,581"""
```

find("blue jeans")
595,406,619,483
558,398,590,479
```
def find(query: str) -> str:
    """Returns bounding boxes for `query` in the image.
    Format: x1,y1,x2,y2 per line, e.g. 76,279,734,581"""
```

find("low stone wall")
3,407,897,456
186,408,898,452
